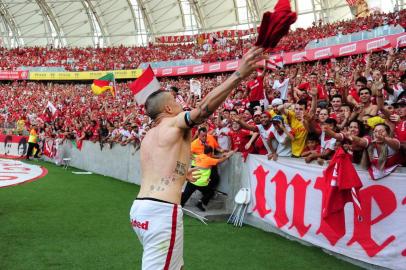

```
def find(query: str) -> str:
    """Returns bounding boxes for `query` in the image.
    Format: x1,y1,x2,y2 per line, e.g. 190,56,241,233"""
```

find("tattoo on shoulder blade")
174,161,187,176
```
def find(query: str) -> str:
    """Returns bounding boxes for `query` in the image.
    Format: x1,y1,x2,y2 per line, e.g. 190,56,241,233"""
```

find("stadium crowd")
1,47,405,179
0,6,405,182
0,10,404,71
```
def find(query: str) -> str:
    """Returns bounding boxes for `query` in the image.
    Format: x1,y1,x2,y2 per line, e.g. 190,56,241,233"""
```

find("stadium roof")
0,0,402,48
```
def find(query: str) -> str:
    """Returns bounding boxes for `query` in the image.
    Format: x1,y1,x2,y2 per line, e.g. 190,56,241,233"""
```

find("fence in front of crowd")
306,25,404,49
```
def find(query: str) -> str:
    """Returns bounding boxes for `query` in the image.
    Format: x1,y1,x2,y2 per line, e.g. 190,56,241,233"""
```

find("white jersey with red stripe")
130,198,184,270
364,137,401,180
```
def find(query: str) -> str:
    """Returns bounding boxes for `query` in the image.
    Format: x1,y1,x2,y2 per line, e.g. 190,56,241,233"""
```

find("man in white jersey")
130,47,265,270
272,70,292,101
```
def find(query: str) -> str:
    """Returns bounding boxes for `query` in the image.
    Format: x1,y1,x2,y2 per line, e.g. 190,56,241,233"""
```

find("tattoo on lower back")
159,175,176,186
161,178,170,185
175,161,187,176
150,184,165,192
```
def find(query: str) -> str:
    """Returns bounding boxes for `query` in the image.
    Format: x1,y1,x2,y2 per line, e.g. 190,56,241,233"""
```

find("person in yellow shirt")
26,124,40,160
277,99,309,157
181,145,234,211
190,126,225,195
16,117,26,135
281,87,320,158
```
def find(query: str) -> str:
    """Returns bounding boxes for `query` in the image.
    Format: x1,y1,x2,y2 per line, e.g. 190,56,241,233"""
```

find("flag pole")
112,72,118,100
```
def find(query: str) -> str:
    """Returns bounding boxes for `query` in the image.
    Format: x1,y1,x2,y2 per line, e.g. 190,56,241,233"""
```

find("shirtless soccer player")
130,47,265,270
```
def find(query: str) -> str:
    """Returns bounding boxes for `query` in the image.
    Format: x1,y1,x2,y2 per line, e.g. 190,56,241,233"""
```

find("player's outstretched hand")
237,47,267,79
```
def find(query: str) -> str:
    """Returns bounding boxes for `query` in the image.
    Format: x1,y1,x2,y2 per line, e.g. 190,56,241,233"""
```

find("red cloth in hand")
255,0,297,49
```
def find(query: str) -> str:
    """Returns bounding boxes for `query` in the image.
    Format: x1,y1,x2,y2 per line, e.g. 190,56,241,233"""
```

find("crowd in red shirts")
0,7,405,178
0,44,202,71
2,46,405,178
0,10,404,71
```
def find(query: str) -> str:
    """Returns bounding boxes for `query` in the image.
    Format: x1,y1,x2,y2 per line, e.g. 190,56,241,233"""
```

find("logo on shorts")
131,219,149,230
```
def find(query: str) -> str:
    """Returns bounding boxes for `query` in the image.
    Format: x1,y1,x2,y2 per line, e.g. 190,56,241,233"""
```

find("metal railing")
305,25,405,49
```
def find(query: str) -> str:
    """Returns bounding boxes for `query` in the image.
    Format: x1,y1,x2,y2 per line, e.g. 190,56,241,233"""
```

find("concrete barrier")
57,141,142,185
59,140,239,194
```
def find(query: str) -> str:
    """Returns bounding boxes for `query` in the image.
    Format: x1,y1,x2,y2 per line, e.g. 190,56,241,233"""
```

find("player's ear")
163,104,173,114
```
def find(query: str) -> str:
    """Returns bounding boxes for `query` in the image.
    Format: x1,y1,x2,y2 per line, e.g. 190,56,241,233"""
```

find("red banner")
0,134,28,159
0,70,29,80
247,155,406,270
152,32,406,77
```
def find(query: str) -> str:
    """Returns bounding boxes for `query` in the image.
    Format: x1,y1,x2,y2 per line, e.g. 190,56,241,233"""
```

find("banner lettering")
247,155,406,270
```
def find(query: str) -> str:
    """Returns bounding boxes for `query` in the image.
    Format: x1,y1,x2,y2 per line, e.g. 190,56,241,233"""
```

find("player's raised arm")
176,47,266,129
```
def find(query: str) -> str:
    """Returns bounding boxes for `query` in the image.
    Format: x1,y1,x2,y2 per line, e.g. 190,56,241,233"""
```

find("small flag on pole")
91,73,115,97
129,66,161,105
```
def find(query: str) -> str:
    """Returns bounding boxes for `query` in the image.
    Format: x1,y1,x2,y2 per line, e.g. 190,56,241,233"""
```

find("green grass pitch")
0,160,362,270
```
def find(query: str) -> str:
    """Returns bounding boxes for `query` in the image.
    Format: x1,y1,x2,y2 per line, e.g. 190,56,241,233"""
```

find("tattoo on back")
175,161,187,176
150,184,165,192
153,167,185,193
160,178,170,185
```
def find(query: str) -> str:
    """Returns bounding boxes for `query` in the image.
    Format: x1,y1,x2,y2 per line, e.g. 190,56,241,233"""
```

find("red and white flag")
322,147,363,231
129,66,161,105
266,55,284,70
46,101,57,115
43,138,56,158
346,0,357,6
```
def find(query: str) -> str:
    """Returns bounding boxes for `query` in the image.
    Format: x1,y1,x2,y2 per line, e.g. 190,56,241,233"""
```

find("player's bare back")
137,116,191,204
